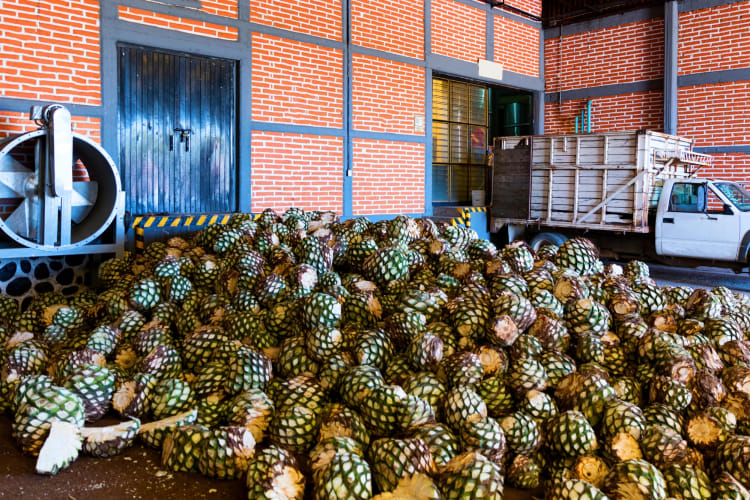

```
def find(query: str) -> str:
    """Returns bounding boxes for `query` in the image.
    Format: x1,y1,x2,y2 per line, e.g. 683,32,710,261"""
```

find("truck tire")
530,232,567,252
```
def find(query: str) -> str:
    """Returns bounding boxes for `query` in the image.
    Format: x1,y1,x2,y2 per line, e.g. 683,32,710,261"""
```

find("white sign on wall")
414,115,425,133
478,59,503,81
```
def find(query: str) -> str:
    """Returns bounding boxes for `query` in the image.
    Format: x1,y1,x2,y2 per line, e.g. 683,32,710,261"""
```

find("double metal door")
118,44,237,216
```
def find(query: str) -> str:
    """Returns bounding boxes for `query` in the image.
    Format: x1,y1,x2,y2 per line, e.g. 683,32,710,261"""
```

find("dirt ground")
0,414,539,500
0,415,245,500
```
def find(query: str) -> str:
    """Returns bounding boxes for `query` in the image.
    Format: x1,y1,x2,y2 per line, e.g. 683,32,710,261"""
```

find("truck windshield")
714,182,750,211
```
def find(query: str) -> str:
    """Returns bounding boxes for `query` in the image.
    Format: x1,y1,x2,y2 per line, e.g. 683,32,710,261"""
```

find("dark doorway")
432,75,532,206
118,44,237,216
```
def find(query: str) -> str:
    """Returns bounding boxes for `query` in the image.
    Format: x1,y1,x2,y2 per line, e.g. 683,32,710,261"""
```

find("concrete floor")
0,415,245,500
646,263,750,293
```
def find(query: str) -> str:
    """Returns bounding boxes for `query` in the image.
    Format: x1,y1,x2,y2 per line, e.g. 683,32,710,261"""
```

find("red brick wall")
677,3,750,194
545,91,663,134
679,2,750,75
251,132,344,213
351,0,424,59
251,34,344,128
0,0,100,105
352,0,424,59
118,6,238,40
543,17,664,136
0,111,100,142
70,117,102,143
352,55,425,135
696,153,750,187
431,0,486,62
200,0,238,19
545,19,663,93
678,81,750,147
494,15,540,77
352,140,425,214
250,0,342,41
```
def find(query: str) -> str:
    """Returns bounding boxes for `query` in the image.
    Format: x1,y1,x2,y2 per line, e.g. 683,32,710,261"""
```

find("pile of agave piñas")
1,208,750,500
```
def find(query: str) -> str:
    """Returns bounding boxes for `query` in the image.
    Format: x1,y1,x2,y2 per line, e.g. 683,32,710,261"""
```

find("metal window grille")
432,78,489,204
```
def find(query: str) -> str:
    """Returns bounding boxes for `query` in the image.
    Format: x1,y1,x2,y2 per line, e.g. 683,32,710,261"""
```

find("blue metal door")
118,44,237,216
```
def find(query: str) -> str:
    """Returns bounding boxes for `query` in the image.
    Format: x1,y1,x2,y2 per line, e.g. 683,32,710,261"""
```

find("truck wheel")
530,232,567,252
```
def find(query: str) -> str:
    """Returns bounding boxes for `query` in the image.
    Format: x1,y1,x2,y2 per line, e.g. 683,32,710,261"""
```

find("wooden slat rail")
572,169,580,222
547,170,553,221
576,170,647,224
577,160,674,224
601,169,608,223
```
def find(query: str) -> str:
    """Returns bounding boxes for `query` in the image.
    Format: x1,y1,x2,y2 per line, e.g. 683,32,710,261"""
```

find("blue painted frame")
424,0,434,215
343,0,353,219
150,0,202,8
664,1,679,135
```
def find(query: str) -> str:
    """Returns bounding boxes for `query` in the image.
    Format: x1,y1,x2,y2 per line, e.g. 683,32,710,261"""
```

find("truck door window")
714,182,750,211
706,187,728,214
669,183,700,212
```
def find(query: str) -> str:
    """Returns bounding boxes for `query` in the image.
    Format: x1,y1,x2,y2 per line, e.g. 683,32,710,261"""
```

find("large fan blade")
70,181,98,224
4,198,39,240
0,154,34,198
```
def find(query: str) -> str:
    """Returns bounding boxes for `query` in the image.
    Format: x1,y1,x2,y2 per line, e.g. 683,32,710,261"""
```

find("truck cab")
656,178,750,264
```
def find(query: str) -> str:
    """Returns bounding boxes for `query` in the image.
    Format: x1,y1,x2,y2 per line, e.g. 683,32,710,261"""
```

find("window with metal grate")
432,78,489,204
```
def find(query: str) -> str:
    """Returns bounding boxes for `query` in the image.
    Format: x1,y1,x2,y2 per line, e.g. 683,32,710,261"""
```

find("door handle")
174,128,192,152
705,215,718,220
663,217,674,224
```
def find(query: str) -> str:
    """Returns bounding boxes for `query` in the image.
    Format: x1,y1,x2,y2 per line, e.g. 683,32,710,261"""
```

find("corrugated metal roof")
542,0,666,26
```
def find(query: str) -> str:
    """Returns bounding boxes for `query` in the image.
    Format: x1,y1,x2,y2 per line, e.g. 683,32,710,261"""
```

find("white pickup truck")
655,178,750,263
490,130,750,270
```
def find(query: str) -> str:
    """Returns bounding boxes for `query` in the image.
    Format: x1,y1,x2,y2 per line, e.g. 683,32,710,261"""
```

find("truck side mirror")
723,203,734,215
696,185,707,212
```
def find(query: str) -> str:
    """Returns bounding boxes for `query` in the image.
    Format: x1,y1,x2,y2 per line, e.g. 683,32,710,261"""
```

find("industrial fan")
0,105,124,257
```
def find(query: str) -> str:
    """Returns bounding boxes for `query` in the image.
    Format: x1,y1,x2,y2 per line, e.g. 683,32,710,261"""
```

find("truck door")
657,182,740,261
490,138,530,221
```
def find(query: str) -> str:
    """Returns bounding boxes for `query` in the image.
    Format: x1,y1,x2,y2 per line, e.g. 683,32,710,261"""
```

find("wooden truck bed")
490,130,712,233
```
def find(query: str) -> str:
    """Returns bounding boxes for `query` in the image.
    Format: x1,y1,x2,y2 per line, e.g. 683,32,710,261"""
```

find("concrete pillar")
664,1,679,135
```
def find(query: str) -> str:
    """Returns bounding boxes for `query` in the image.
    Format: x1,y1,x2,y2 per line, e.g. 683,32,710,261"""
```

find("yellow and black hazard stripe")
131,213,233,230
134,226,145,252
131,214,233,254
450,216,466,227
450,206,487,228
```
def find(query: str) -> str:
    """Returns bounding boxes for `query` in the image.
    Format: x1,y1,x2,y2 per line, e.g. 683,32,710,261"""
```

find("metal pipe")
575,116,579,134
587,100,593,133
581,109,585,133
